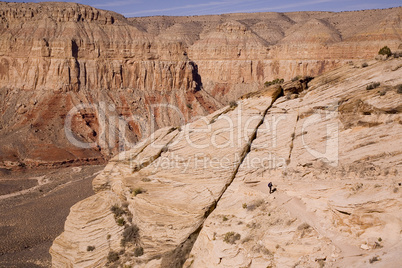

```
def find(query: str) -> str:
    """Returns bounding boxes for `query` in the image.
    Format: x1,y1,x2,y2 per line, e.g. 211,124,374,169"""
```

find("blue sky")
5,0,401,17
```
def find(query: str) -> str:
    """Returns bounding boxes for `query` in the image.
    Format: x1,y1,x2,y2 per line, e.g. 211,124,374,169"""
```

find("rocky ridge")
0,2,401,168
51,58,402,267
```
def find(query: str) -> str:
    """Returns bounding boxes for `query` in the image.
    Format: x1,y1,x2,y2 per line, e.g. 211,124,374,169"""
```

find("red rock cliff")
0,2,401,168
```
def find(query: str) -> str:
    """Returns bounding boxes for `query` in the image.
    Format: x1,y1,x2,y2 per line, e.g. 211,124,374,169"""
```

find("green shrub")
366,82,380,90
242,203,247,209
134,246,144,257
107,251,119,263
117,217,126,226
186,103,192,109
133,188,144,196
378,46,392,57
222,216,229,221
264,78,284,87
223,232,241,244
87,246,95,252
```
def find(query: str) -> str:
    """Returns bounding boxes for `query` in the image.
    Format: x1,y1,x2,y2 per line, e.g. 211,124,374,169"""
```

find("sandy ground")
0,165,104,267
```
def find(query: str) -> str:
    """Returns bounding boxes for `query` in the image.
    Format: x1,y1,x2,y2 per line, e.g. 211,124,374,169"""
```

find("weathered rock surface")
52,58,402,267
50,84,282,267
0,2,221,169
184,58,402,268
1,2,401,168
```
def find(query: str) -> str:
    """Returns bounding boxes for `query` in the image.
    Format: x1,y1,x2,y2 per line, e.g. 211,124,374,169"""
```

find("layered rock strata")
52,58,402,267
0,2,220,168
0,2,401,169
184,59,402,268
50,82,283,267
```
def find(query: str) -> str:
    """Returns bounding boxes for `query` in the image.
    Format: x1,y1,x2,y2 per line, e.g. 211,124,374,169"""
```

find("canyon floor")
0,165,104,267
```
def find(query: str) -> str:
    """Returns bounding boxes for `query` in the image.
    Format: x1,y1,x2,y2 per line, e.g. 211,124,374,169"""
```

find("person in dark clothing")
268,182,273,194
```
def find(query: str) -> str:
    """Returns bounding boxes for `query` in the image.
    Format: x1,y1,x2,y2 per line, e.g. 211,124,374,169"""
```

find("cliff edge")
51,58,402,267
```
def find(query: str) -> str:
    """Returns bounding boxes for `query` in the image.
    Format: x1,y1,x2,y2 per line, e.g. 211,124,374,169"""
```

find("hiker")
268,182,273,194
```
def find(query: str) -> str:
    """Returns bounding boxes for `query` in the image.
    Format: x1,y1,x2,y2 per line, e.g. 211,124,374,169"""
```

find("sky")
4,0,401,17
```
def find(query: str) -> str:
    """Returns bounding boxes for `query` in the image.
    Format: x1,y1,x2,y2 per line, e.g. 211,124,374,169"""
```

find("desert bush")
247,199,265,211
87,246,95,252
246,222,258,229
133,187,144,196
373,241,383,249
111,205,125,218
107,251,119,263
222,216,229,221
297,223,311,230
121,224,140,246
252,244,271,255
229,101,238,108
264,78,284,87
361,62,368,68
397,84,402,94
369,256,380,264
292,76,300,82
366,82,380,90
223,232,241,244
134,246,144,257
351,183,364,192
395,50,402,57
186,103,192,109
242,203,247,209
378,46,392,57
117,217,126,226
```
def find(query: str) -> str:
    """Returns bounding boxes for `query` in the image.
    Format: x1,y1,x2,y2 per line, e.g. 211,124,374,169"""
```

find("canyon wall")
51,58,402,267
0,2,220,168
135,8,402,102
0,2,401,168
